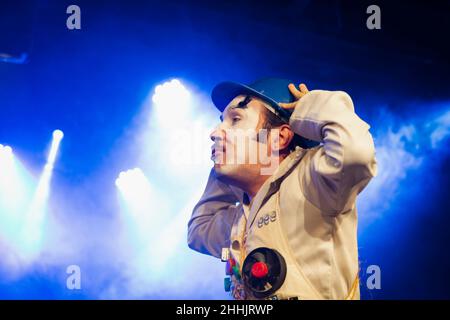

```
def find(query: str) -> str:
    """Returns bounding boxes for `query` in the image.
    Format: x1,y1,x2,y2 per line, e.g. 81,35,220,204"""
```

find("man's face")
210,95,275,182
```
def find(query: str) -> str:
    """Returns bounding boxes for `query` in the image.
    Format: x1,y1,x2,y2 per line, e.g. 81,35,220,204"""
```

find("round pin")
242,247,287,299
251,261,269,278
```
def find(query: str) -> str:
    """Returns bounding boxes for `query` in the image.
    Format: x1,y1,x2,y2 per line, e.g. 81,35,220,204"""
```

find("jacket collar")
238,146,308,227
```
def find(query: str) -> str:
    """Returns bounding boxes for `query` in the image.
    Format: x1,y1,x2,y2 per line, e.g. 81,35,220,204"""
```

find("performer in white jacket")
187,78,377,300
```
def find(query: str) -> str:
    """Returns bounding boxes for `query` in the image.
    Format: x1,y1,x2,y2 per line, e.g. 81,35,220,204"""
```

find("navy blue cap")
211,78,320,148
212,78,295,122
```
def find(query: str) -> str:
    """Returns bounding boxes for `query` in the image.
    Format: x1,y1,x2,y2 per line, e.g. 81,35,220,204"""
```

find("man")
187,78,377,300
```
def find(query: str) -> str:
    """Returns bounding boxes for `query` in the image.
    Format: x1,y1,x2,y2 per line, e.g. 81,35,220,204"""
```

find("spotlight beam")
19,130,64,258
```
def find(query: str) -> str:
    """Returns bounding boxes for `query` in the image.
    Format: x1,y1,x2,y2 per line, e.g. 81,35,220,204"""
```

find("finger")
279,102,296,109
299,83,309,94
279,102,297,110
288,83,303,99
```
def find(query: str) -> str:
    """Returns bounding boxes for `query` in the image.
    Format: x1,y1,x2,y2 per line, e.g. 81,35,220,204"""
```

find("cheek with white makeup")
213,99,269,168
227,108,267,165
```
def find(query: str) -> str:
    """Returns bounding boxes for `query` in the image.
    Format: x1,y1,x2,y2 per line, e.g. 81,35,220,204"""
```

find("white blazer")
188,90,377,299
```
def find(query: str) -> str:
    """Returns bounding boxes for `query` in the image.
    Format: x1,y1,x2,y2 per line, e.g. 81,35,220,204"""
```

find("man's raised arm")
187,168,241,258
288,89,377,215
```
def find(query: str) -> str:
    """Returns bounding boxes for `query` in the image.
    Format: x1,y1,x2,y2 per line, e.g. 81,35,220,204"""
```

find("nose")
210,124,225,142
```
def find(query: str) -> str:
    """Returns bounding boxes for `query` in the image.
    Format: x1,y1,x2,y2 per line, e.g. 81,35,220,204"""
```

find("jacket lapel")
246,147,308,229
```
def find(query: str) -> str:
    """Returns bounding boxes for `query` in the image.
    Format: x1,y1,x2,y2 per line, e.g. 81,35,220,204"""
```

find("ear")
270,124,294,153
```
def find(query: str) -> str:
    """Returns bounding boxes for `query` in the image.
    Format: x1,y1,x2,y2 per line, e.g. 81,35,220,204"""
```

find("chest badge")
257,211,277,228
242,247,287,299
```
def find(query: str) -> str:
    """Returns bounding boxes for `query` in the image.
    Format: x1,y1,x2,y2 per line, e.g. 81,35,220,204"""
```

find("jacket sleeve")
187,168,241,258
289,90,377,215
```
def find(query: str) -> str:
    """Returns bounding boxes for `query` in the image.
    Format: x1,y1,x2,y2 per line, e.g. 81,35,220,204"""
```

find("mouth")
211,144,225,160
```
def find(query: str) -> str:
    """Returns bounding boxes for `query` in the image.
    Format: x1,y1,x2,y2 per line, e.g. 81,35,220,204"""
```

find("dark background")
0,0,449,299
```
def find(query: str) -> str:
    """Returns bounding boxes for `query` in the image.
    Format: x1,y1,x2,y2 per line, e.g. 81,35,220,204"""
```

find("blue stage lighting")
151,79,191,125
19,130,64,258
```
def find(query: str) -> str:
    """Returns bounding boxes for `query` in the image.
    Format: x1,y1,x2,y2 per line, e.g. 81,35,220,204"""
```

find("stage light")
0,144,35,251
142,79,216,181
115,167,169,240
0,144,13,157
19,130,64,258
115,168,153,203
0,145,17,203
152,79,190,107
53,129,64,140
47,129,64,167
0,145,14,172
115,167,159,231
151,79,191,125
115,167,172,273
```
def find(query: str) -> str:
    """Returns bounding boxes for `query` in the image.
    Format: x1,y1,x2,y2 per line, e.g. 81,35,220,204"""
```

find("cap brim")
211,81,290,121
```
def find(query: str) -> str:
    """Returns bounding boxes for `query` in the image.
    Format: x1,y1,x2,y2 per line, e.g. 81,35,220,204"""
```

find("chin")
213,163,251,188
214,162,237,178
214,163,235,176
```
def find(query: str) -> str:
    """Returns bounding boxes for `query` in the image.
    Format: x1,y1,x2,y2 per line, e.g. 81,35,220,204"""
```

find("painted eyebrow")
220,96,252,121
